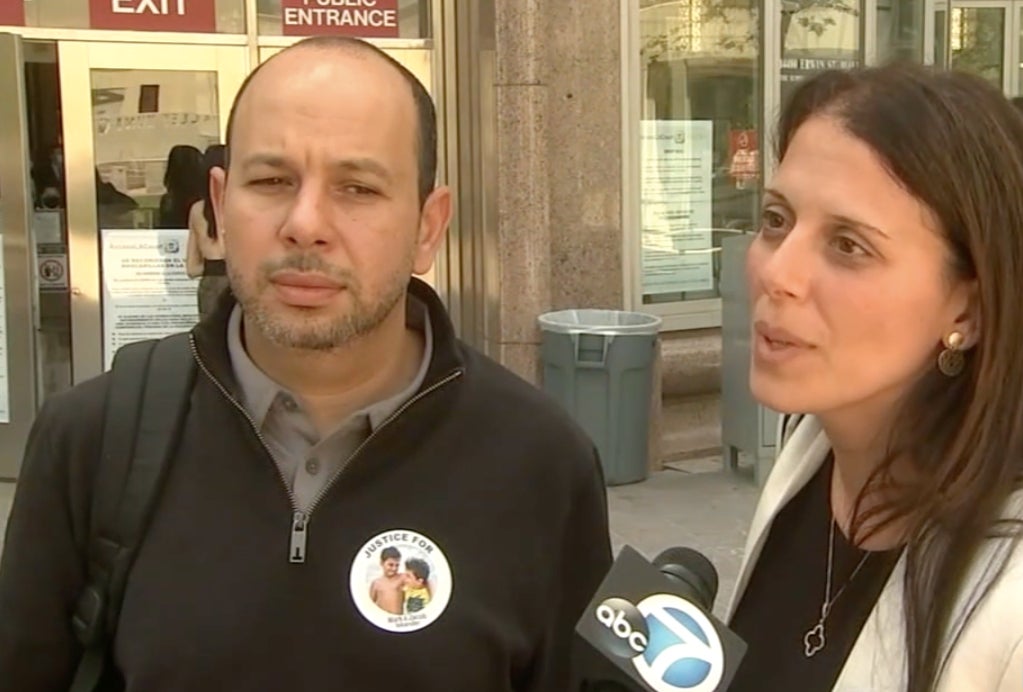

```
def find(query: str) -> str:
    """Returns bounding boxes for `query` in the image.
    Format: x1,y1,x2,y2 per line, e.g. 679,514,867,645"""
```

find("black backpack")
68,333,197,691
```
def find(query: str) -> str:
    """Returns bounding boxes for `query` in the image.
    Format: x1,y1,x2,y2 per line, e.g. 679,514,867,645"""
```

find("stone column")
488,0,624,384
545,1,624,313
489,0,551,383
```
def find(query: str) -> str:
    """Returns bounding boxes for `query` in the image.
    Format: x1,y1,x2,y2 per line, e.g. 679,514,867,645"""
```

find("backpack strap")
70,332,197,692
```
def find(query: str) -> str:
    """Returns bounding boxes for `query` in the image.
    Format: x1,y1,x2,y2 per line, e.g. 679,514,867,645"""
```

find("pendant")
804,622,826,658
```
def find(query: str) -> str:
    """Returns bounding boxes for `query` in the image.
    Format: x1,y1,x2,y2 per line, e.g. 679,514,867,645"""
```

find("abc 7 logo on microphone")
594,594,724,692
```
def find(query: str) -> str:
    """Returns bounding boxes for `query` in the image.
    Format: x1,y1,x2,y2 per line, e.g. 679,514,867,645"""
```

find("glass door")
0,33,41,479
949,1,1012,93
58,42,247,383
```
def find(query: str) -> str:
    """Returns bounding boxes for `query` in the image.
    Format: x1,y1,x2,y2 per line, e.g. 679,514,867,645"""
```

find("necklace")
803,518,872,658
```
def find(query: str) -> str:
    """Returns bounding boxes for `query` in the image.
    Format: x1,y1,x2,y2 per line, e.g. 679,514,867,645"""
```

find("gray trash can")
538,309,662,486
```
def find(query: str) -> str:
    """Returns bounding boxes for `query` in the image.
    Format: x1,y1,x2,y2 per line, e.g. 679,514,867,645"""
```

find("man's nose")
280,181,333,249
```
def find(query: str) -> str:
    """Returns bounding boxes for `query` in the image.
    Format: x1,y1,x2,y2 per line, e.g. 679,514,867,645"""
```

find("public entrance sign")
89,0,217,33
281,0,400,37
0,2,26,26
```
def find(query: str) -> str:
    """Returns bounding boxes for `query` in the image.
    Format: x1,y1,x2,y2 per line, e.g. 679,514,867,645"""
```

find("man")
0,36,612,690
369,546,404,614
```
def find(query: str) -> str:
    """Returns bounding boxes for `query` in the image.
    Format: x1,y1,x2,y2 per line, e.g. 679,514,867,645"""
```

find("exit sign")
89,0,217,32
0,1,25,26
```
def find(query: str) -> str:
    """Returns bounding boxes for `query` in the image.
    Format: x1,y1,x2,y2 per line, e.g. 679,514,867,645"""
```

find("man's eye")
251,177,286,187
345,185,377,196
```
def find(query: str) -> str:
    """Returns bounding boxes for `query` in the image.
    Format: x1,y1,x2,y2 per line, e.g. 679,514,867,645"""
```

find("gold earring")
938,331,965,377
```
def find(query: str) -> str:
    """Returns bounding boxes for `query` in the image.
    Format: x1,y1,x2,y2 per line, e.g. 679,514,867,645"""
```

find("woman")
726,64,1023,691
186,144,228,319
157,144,204,229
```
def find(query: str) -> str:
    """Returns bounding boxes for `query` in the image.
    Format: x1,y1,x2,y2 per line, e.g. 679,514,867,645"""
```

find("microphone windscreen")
652,547,719,609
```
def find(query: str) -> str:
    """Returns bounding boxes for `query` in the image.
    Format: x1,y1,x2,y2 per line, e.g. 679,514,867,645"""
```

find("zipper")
188,335,303,543
302,368,463,518
188,334,463,564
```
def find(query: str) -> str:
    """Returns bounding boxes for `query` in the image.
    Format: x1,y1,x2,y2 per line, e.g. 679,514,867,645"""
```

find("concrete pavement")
607,458,761,617
0,458,762,618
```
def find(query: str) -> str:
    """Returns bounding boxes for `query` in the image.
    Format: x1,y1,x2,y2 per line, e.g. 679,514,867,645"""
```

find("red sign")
89,0,216,33
282,0,400,38
0,1,26,26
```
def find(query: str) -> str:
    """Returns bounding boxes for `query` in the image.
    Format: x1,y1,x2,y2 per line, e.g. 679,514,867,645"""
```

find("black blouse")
728,458,902,691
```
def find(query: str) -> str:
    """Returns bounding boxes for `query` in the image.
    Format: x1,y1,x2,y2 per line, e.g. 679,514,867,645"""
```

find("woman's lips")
753,320,812,365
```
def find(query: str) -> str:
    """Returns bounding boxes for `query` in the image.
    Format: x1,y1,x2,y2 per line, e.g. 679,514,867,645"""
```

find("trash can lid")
537,309,662,335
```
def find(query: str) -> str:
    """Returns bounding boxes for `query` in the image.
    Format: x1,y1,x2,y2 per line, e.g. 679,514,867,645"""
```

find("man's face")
382,558,400,577
212,47,446,350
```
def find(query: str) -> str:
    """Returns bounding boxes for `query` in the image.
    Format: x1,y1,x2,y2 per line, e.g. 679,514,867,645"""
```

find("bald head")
224,37,437,207
209,37,454,355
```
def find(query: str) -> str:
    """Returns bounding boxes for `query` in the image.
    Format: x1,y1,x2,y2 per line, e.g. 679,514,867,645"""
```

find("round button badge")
349,529,453,633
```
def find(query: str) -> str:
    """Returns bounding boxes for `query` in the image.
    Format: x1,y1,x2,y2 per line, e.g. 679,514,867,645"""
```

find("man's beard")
229,251,411,351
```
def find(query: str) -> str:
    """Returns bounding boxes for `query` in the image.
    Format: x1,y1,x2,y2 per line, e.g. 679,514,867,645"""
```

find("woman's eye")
833,235,868,256
760,209,789,234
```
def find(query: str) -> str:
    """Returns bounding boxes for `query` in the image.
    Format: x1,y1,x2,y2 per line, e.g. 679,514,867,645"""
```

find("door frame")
1015,2,1023,95
57,41,247,384
925,0,948,66
0,33,40,479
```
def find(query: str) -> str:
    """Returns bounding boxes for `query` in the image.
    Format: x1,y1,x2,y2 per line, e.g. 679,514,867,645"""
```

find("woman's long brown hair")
777,64,1023,691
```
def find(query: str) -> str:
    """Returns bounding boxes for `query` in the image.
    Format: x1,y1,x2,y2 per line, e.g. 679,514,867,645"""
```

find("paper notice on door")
101,228,199,371
33,210,63,244
640,119,715,295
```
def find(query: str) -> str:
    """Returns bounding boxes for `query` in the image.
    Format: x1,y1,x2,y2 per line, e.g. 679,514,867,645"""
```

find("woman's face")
746,115,976,420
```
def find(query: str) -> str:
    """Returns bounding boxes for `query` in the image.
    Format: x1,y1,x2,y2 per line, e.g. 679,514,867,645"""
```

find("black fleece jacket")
0,279,613,691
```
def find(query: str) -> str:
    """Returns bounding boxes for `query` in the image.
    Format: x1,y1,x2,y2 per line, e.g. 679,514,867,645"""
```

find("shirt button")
281,395,298,412
305,458,320,475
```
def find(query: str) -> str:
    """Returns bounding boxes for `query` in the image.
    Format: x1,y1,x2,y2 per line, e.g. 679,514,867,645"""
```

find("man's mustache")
259,254,356,285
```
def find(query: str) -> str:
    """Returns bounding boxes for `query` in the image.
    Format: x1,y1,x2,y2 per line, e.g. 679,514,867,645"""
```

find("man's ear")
210,165,227,238
412,186,452,276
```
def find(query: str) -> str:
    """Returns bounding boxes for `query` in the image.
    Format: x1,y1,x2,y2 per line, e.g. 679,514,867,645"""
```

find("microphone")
653,547,718,608
571,545,747,691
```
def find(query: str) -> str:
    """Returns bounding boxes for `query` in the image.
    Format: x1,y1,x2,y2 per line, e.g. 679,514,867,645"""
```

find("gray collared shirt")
227,299,433,510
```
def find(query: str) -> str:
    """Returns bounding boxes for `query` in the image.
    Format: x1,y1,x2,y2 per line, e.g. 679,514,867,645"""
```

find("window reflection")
950,7,1006,92
24,40,72,402
639,0,761,305
91,69,220,369
780,0,861,106
877,0,925,64
92,70,219,230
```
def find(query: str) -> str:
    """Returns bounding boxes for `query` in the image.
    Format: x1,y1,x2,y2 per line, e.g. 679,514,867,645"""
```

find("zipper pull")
289,511,308,564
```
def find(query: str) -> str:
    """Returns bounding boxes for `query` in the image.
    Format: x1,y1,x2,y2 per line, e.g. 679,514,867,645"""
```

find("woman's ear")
949,279,981,349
